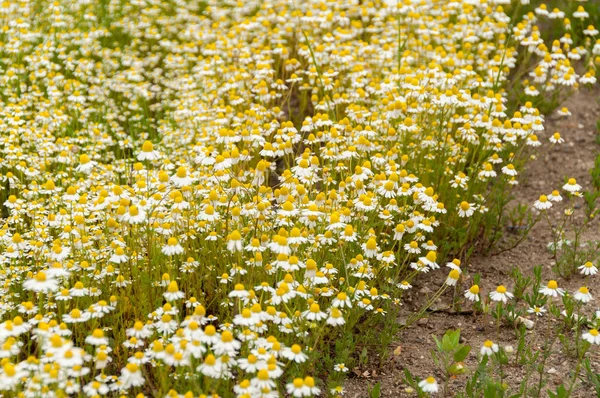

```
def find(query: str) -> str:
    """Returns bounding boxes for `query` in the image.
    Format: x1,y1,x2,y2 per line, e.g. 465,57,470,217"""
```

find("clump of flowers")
0,0,597,396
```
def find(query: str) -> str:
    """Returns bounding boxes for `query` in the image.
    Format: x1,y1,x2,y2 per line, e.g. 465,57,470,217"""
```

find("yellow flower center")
167,281,179,293
126,363,139,373
35,272,47,282
142,141,154,152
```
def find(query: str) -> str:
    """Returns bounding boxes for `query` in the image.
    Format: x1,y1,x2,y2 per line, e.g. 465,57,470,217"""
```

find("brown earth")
344,87,600,397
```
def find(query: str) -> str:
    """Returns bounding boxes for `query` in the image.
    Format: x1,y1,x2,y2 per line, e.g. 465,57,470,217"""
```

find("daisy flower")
299,376,321,397
75,154,97,173
226,230,243,252
302,303,326,321
458,201,476,217
563,178,581,193
557,107,571,116
548,190,563,202
0,363,27,391
573,6,589,20
334,363,349,372
533,195,552,210
584,25,599,36
286,378,307,397
171,166,195,187
527,306,546,316
163,281,185,301
445,269,461,286
326,308,346,326
281,344,308,363
63,308,91,323
539,280,565,297
574,287,593,303
490,285,513,303
549,132,564,144
332,292,352,308
109,247,128,263
480,340,499,356
579,261,598,276
420,251,439,269
446,258,461,271
362,238,379,258
418,376,438,393
464,285,480,302
120,363,145,388
213,330,241,356
23,272,59,293
124,205,146,224
582,329,600,345
501,164,518,176
85,329,109,346
137,140,161,161
162,237,184,256
229,284,250,299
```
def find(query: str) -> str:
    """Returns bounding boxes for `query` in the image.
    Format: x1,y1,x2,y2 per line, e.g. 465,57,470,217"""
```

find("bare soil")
344,88,600,397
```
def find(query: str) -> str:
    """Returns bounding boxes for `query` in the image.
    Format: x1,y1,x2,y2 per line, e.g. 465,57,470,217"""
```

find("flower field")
0,0,599,396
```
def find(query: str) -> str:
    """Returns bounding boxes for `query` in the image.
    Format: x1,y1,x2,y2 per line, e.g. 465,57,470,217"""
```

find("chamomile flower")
549,132,564,144
458,201,476,217
281,344,308,363
334,363,349,372
528,306,546,316
548,190,563,202
163,281,185,301
418,376,439,393
120,363,145,388
574,287,593,303
76,154,97,173
501,164,518,176
540,280,565,297
490,285,513,303
109,247,129,264
563,178,581,193
162,237,184,256
534,195,552,210
137,141,161,161
23,272,59,293
582,329,600,345
171,166,195,187
286,378,308,397
0,363,27,391
573,6,589,19
445,269,461,286
480,340,499,356
579,261,598,275
227,230,244,253
326,308,346,326
85,329,109,346
302,303,327,321
465,285,480,302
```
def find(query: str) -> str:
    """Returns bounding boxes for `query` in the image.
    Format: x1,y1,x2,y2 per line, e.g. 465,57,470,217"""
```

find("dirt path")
344,87,600,397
